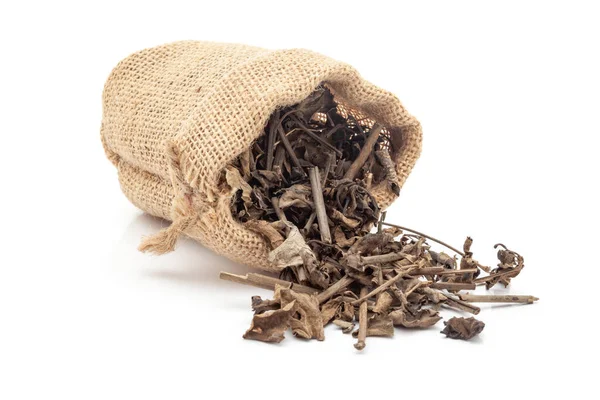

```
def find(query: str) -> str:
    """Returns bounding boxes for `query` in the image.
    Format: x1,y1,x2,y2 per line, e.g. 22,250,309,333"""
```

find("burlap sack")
101,41,422,270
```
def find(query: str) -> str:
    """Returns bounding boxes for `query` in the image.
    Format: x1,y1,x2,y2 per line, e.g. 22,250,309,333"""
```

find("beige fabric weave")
101,41,422,270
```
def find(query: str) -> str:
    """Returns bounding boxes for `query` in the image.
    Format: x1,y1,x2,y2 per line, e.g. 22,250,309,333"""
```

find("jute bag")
101,41,422,270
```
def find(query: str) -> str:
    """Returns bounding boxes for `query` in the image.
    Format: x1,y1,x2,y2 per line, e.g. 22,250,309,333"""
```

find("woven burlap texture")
101,41,422,271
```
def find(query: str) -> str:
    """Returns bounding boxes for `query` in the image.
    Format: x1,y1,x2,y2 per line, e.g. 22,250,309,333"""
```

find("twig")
294,118,343,156
377,211,387,233
360,252,413,265
309,167,332,244
321,153,334,187
458,294,539,304
473,267,523,285
271,197,288,224
442,292,481,315
277,125,304,174
365,172,373,189
317,275,354,304
266,110,280,170
351,266,416,305
380,222,465,256
344,124,383,180
354,287,369,351
219,272,318,295
430,282,476,291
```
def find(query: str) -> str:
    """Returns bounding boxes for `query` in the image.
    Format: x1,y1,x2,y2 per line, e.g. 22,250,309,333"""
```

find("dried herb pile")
221,87,537,349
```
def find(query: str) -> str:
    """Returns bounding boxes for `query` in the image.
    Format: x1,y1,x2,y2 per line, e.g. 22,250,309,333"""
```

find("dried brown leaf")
245,220,285,250
278,184,313,209
332,319,355,334
440,317,485,340
390,308,442,329
243,301,296,343
352,315,394,338
275,286,324,341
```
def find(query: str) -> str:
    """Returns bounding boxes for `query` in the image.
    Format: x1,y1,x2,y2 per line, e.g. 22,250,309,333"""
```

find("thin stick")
442,292,481,315
309,167,332,244
404,280,425,297
430,282,476,291
351,266,416,305
219,272,318,295
317,276,354,304
354,287,369,351
321,153,334,186
303,211,317,231
409,267,445,275
365,172,373,189
294,119,343,156
459,294,539,304
377,211,387,233
380,222,465,256
266,110,280,170
436,268,478,276
271,197,288,223
473,267,523,285
277,125,304,174
360,252,413,265
273,145,286,170
344,124,383,180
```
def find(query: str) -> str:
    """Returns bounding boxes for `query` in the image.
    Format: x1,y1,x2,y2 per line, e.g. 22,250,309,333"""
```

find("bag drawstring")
138,141,203,255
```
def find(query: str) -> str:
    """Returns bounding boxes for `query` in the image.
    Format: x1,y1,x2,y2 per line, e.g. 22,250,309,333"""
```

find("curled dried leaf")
243,301,296,343
352,315,394,338
268,224,311,270
245,220,285,250
390,308,442,329
440,317,485,340
278,184,314,209
251,296,280,314
275,286,324,341
332,319,355,334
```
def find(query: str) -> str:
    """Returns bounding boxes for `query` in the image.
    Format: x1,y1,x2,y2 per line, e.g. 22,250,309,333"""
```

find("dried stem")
219,272,318,295
271,197,288,224
442,292,481,315
351,265,416,305
321,153,335,186
365,172,373,189
266,110,280,170
360,251,412,265
317,275,354,304
344,124,383,181
294,119,343,156
380,222,465,256
277,125,304,173
473,267,523,285
430,282,476,291
354,287,369,351
309,167,332,244
459,294,539,304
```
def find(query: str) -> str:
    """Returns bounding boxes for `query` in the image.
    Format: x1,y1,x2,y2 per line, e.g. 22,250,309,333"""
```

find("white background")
1,1,598,398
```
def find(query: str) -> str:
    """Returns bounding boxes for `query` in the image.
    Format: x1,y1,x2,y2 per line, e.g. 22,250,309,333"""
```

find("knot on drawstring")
138,193,200,255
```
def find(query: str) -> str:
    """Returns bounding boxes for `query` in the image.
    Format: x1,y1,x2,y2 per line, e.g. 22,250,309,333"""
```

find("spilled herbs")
221,87,537,350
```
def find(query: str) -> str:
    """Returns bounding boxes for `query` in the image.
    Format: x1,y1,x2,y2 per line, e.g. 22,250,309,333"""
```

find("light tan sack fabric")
101,41,422,270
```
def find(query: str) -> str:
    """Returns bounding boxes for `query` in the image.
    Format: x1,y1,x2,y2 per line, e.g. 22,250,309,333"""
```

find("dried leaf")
275,286,324,341
390,308,442,329
268,224,311,269
332,319,355,334
245,220,285,250
251,296,280,314
243,301,296,343
352,315,394,338
278,184,313,209
225,167,253,205
440,317,485,340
